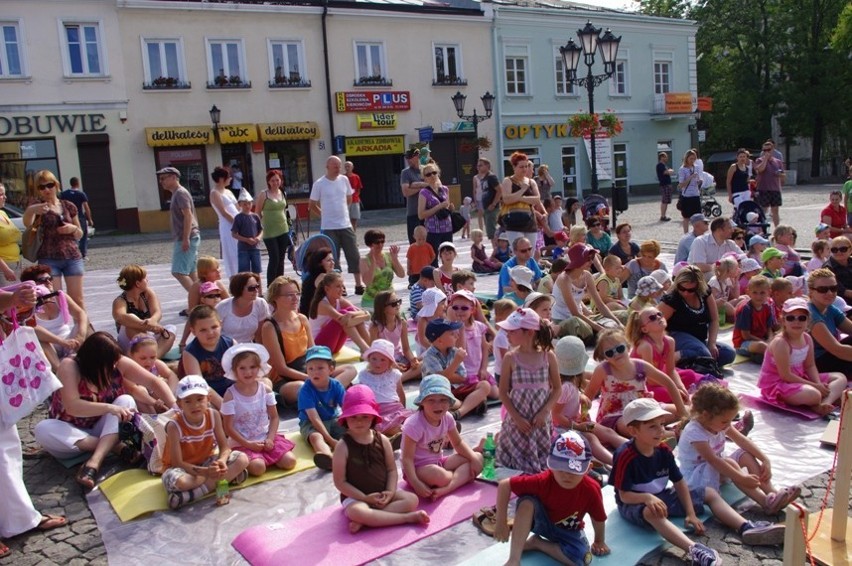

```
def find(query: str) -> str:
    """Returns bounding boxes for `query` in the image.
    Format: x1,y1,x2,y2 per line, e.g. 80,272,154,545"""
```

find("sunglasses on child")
424,171,438,177
603,343,627,358
451,305,470,311
784,314,808,322
643,312,663,323
813,285,838,294
203,293,222,300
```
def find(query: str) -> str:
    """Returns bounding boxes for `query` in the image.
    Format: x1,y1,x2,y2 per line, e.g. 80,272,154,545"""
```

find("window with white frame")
355,42,388,84
609,59,628,96
561,146,579,198
653,60,671,94
433,44,465,85
0,22,24,77
504,44,529,95
62,22,103,76
142,38,186,87
269,40,308,86
207,39,248,86
554,49,576,96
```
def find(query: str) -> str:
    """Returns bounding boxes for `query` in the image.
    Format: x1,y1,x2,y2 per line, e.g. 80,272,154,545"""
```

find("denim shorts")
618,487,705,529
172,233,201,275
521,495,592,565
41,257,85,277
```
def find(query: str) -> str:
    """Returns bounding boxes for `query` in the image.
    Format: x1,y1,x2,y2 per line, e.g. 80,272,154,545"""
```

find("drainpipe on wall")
490,5,502,170
321,0,336,150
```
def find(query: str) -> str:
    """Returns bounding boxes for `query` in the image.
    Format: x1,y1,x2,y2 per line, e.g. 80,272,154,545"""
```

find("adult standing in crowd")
255,169,292,287
656,152,674,222
401,148,426,244
500,152,541,247
475,158,501,246
676,150,703,234
688,217,741,280
675,213,710,264
59,177,93,261
23,170,86,309
534,164,556,202
726,149,752,208
0,182,21,286
755,139,785,227
344,161,363,231
417,162,454,258
158,167,199,292
310,156,364,295
209,166,239,278
0,283,68,560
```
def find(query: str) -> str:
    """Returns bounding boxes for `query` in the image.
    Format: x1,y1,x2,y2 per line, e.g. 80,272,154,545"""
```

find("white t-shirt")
215,298,272,344
310,174,353,230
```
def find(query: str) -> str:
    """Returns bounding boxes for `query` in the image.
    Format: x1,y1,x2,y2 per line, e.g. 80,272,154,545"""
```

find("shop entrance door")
76,134,118,230
221,144,252,198
350,154,402,210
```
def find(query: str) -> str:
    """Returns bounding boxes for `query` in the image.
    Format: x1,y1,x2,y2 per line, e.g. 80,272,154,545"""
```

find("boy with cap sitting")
504,265,535,306
611,398,785,565
492,431,609,565
421,318,489,420
298,345,347,471
409,266,436,320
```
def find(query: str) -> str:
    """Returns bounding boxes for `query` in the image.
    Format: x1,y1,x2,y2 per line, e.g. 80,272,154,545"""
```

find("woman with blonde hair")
23,170,85,309
417,162,454,258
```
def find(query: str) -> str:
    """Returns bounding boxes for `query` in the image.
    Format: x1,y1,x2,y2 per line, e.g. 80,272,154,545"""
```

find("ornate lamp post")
209,105,221,141
451,91,495,180
560,22,621,195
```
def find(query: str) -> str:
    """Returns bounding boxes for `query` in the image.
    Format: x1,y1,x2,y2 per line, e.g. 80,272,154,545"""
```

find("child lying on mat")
677,383,801,516
161,375,250,510
332,385,428,533
611,398,785,566
493,430,609,566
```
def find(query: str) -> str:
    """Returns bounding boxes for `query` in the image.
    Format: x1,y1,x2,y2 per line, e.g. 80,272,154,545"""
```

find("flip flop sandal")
36,514,67,531
75,465,98,491
764,485,801,515
472,506,512,537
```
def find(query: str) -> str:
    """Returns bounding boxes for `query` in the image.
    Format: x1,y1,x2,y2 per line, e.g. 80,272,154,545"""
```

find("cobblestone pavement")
5,183,846,565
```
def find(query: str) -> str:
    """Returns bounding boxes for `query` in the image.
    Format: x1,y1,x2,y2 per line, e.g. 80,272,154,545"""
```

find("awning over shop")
258,122,320,141
145,126,213,147
218,124,258,144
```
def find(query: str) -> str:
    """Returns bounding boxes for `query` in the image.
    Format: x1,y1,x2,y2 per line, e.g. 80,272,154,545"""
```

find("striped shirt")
162,409,217,469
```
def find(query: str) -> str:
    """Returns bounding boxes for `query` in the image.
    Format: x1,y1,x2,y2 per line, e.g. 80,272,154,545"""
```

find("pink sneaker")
734,410,754,436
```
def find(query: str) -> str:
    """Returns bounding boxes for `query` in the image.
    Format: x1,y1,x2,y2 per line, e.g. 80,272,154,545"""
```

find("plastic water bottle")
215,479,230,506
482,432,496,480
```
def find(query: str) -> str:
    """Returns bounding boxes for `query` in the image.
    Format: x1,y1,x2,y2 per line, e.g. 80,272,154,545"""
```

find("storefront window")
155,147,209,211
264,141,311,199
561,146,578,198
0,138,60,208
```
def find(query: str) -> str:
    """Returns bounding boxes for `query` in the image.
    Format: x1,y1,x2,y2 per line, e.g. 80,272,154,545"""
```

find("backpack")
133,409,178,474
675,356,724,379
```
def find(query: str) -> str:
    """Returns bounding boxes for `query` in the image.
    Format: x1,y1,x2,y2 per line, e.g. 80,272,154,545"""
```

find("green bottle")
215,479,230,506
482,432,496,480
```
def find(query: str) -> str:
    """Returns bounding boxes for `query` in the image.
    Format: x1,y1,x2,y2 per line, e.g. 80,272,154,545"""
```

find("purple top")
420,186,452,233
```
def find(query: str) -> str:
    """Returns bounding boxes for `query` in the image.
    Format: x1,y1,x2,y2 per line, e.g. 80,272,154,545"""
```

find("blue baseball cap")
305,345,334,363
425,318,463,343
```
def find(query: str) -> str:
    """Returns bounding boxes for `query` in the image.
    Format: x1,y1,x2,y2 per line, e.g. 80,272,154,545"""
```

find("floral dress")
361,252,394,308
595,360,652,428
496,351,553,474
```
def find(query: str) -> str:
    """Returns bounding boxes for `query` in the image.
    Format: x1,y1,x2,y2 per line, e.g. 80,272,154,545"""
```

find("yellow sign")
504,124,569,140
664,93,694,114
356,112,397,130
145,126,213,147
345,135,405,156
218,124,258,144
258,122,320,141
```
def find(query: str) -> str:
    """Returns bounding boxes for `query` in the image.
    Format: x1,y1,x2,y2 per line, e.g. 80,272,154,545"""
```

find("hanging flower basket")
567,110,623,137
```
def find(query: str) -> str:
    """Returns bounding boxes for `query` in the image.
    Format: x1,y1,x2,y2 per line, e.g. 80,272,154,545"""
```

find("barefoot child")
309,272,371,354
758,297,847,416
221,344,297,476
401,375,484,500
494,431,609,566
161,376,250,509
357,340,413,438
733,276,776,363
298,346,347,471
677,383,801,515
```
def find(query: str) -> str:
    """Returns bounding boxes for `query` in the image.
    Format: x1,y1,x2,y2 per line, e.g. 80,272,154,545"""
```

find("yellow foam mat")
98,432,315,522
334,345,361,364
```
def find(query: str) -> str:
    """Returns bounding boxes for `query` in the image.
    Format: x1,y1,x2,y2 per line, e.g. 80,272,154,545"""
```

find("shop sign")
335,91,410,112
504,124,569,140
697,97,713,112
218,124,258,144
662,93,696,114
145,126,213,147
356,112,397,130
344,135,404,156
258,122,320,141
0,114,107,137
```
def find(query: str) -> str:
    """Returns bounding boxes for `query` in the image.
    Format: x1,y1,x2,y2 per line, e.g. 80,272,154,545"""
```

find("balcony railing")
433,76,468,87
354,76,392,87
143,78,191,90
269,78,311,88
207,77,252,89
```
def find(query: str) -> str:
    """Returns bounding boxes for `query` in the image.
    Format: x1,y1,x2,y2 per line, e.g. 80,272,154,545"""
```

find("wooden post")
831,390,852,542
784,505,808,565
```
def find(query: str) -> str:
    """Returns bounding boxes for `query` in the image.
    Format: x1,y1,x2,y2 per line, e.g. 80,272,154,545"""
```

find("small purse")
21,217,43,263
450,211,466,233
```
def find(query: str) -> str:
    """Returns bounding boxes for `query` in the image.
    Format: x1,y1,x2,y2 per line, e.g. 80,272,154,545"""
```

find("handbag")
21,218,43,263
450,211,466,233
0,309,62,428
499,210,534,231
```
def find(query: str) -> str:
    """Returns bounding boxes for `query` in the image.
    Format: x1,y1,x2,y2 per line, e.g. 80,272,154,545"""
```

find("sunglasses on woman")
784,314,808,322
388,299,403,307
603,343,627,358
424,171,438,177
203,294,222,300
677,285,697,294
38,182,56,190
246,284,261,292
35,275,53,284
830,246,849,254
812,285,838,294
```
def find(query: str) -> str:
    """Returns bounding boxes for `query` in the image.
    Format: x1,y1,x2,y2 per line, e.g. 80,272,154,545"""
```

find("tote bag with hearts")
0,312,62,428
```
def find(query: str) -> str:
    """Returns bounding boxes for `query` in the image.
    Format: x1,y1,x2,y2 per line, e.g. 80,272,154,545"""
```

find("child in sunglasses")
758,297,846,416
585,329,687,437
446,290,499,401
369,290,420,382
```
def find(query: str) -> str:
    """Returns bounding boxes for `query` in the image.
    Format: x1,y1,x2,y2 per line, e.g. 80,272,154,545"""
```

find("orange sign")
664,93,695,114
697,97,714,112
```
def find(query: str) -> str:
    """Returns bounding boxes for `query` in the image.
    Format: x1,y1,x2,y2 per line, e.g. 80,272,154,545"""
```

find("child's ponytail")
533,319,554,351
624,309,644,347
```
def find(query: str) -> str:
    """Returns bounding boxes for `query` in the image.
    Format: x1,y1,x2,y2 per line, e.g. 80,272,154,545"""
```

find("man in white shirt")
675,213,710,264
688,216,741,279
310,156,364,293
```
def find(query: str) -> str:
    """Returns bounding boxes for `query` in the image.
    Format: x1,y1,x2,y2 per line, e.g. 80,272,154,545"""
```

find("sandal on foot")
36,514,67,531
75,465,98,491
765,485,802,515
0,541,10,558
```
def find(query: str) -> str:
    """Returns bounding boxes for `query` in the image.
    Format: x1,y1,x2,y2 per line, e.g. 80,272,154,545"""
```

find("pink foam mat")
231,481,497,566
740,393,822,420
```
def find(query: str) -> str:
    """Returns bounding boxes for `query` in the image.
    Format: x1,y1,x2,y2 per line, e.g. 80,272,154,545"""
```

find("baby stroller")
733,199,771,241
581,194,610,231
699,173,723,218
294,233,337,279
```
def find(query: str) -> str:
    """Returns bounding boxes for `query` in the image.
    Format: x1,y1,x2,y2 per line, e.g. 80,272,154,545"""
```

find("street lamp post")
209,105,221,141
451,91,495,189
560,22,621,195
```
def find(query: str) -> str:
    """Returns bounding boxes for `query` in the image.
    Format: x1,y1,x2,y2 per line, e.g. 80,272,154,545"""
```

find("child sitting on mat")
332,385,428,533
126,334,178,414
161,375,250,510
400,375,483,500
369,290,420,382
493,431,609,566
758,297,847,416
611,398,786,565
357,339,412,439
298,346,347,471
447,290,499,401
221,344,297,477
180,305,234,410
677,383,802,516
